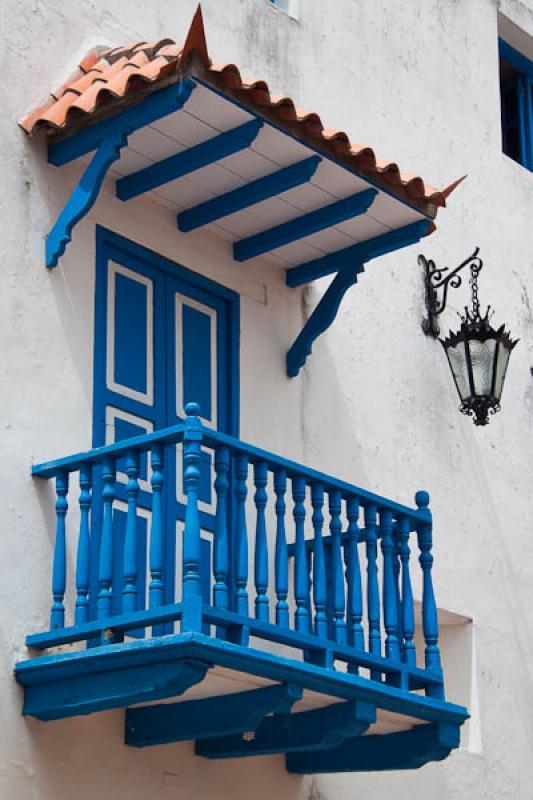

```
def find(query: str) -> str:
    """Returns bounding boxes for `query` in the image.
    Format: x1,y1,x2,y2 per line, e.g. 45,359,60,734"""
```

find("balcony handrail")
32,420,422,526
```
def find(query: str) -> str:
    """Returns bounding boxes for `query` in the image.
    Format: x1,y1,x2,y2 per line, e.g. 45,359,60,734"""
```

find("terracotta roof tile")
20,4,462,211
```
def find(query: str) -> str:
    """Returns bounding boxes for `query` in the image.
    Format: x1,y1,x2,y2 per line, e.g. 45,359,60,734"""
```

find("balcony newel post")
254,461,269,621
181,402,204,633
329,489,345,644
123,449,140,614
149,443,165,615
274,468,289,627
311,483,327,639
213,446,230,615
364,503,381,679
75,463,92,625
51,470,69,630
97,456,115,620
292,476,310,633
380,509,400,661
397,516,415,665
416,490,444,697
345,496,364,660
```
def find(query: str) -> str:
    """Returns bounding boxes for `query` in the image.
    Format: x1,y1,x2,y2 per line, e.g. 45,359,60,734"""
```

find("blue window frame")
499,39,533,170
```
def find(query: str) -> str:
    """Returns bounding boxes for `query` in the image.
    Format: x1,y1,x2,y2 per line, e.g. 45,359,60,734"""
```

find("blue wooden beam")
233,188,377,262
287,265,364,377
177,155,321,232
286,721,461,774
116,119,263,202
125,683,301,747
286,220,432,288
22,659,208,721
46,133,128,268
49,80,196,167
196,699,376,758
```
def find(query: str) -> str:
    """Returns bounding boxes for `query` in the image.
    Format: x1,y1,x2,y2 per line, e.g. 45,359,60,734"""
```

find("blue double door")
92,228,239,620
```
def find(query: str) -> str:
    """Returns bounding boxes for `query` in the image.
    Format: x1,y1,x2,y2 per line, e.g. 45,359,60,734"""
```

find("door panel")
93,229,239,627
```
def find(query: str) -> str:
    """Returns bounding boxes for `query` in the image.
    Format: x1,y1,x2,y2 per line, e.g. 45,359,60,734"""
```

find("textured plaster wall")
1,0,533,798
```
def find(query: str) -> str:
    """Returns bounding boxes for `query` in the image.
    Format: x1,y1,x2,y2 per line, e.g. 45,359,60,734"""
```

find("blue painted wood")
397,516,415,666
213,446,230,622
126,683,301,747
499,38,533,82
285,220,431,288
116,119,263,201
22,658,209,721
234,189,377,262
49,81,196,166
197,699,376,758
292,476,310,634
46,132,128,268
181,404,204,632
310,483,327,639
123,449,140,615
392,525,403,651
286,265,363,377
329,489,345,644
286,721,461,774
234,453,249,619
182,304,213,421
51,471,69,630
416,491,443,697
177,156,321,231
274,468,289,627
253,461,269,622
149,444,165,622
364,504,381,679
75,464,92,625
380,510,400,661
345,496,364,663
97,457,116,622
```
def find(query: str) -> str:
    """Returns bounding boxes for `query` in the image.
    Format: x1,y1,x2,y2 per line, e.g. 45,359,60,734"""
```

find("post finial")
185,402,201,417
415,490,430,509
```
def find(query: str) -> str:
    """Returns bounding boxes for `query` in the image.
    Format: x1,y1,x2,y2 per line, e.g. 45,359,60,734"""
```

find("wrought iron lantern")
420,248,518,426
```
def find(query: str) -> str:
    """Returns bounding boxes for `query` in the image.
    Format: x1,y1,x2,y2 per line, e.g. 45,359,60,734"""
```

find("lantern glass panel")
493,341,512,401
468,337,496,396
445,341,470,401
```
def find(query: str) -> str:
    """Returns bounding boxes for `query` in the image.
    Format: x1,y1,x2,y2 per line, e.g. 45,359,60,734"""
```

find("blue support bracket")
287,264,364,377
46,133,128,268
196,699,376,759
233,188,377,262
125,682,302,747
177,155,321,232
286,721,461,774
286,220,432,288
49,80,196,167
116,118,263,201
22,658,209,721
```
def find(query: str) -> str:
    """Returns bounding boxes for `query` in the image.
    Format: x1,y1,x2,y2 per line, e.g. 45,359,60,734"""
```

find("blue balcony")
16,404,468,773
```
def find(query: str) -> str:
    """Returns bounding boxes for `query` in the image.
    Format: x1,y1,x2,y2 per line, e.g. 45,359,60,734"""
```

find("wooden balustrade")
32,404,444,700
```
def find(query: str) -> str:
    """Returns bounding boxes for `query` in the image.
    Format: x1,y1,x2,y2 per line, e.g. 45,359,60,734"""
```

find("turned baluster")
97,456,115,620
274,469,289,627
234,453,249,617
380,509,400,661
149,444,165,613
181,403,204,632
75,464,92,625
254,461,269,622
122,449,140,614
329,489,345,644
213,446,230,613
416,491,443,697
364,503,381,678
311,483,327,639
51,471,69,630
292,476,310,633
397,515,415,666
345,496,364,659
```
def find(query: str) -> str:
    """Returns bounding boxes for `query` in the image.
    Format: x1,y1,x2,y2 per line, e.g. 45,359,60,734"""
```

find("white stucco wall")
1,0,533,797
